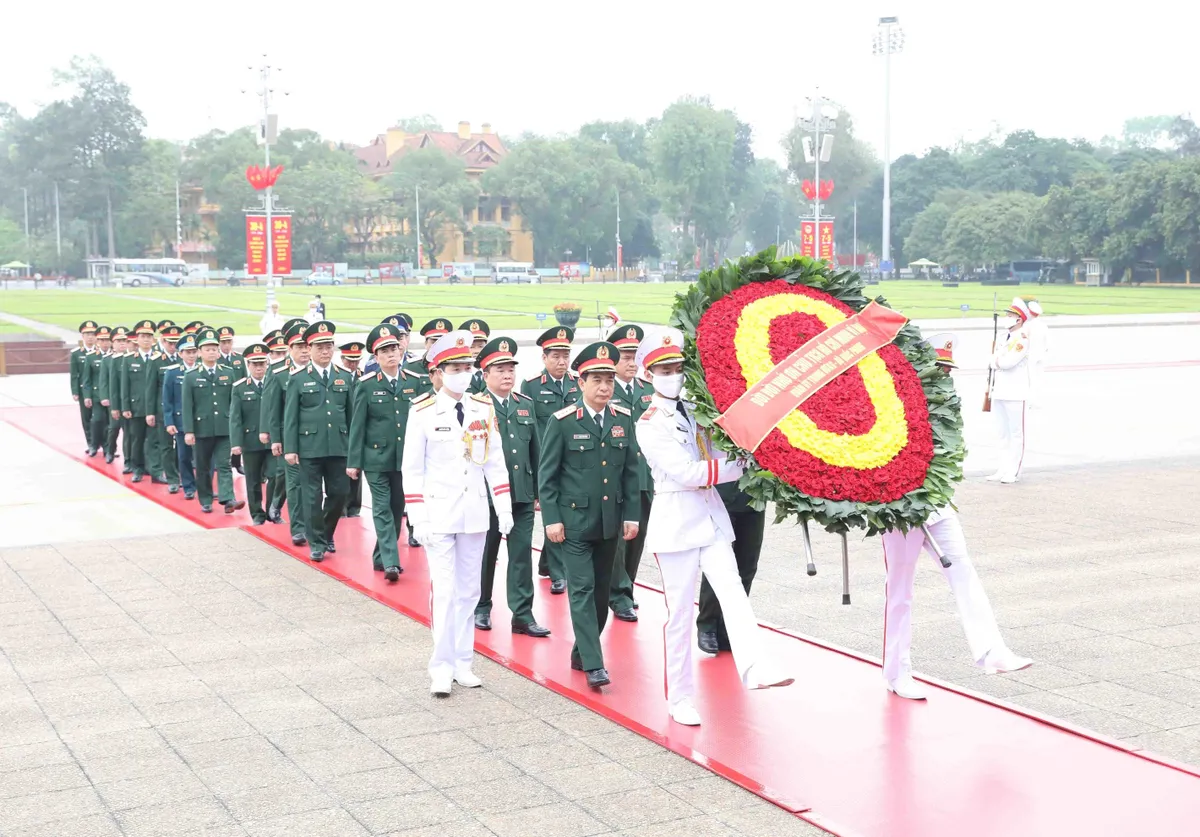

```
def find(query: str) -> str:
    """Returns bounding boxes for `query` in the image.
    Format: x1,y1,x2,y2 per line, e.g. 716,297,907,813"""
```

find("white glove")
497,512,514,536
411,523,431,545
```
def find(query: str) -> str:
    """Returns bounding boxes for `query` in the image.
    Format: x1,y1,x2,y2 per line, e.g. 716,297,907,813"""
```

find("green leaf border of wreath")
668,247,965,536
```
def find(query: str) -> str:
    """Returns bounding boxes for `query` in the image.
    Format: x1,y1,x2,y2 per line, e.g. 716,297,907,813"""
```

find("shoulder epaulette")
151,351,162,359
568,370,580,379
360,370,381,382
334,363,349,374
70,346,81,354
511,390,528,401
640,406,658,420
290,366,305,375
526,371,544,383
611,404,631,416
232,377,247,386
553,404,577,420
163,363,179,371
413,392,435,410
470,392,492,405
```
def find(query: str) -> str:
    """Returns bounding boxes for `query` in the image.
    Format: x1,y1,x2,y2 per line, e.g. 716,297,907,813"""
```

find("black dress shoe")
131,472,144,483
613,608,638,623
292,534,307,546
327,541,336,553
184,490,195,500
538,569,551,578
474,612,492,630
223,499,245,514
550,579,566,595
407,532,419,548
586,668,611,689
168,484,180,494
121,466,133,475
384,567,400,582
346,512,360,519
512,621,551,638
697,631,720,655
151,476,168,485
104,453,115,464
632,600,639,610
86,447,97,457
252,517,267,526
310,552,325,563
200,504,212,513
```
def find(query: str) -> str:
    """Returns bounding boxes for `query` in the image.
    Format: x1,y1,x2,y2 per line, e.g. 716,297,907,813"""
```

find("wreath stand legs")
840,532,851,605
801,518,817,576
921,524,953,568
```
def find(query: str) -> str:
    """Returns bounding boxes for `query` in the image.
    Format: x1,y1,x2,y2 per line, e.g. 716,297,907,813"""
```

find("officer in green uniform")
607,324,656,621
538,341,641,689
183,320,206,337
459,319,490,393
696,483,767,655
229,342,272,525
163,334,199,499
347,323,430,580
114,330,135,472
148,325,183,490
283,320,353,563
260,329,288,513
217,326,244,373
521,326,579,592
182,328,246,514
412,318,451,376
262,320,309,542
473,336,551,637
99,326,130,463
265,329,288,365
70,321,99,453
339,341,366,518
120,320,161,482
80,326,112,456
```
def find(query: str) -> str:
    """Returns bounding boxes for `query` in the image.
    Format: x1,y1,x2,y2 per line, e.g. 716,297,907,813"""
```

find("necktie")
593,411,603,432
677,401,689,425
322,368,329,386
455,402,465,427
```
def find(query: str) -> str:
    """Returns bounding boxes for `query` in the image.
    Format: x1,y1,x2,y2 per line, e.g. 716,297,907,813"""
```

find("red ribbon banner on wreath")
714,301,909,452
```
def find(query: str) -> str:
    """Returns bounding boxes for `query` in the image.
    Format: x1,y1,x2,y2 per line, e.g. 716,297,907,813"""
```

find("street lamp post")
873,16,904,278
798,93,838,256
248,58,282,300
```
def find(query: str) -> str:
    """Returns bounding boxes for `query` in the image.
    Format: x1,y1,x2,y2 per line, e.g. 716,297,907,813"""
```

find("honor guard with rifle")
986,298,1035,484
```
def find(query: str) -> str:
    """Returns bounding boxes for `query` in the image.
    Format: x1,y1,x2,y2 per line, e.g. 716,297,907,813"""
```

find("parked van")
491,262,539,284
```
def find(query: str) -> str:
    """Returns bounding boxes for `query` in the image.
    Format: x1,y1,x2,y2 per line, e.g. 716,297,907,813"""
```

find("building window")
464,240,474,256
500,201,512,223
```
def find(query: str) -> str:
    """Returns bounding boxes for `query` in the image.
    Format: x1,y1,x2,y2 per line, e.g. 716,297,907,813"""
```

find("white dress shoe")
999,475,1019,484
982,649,1033,675
669,699,702,726
985,471,1005,482
746,663,795,690
430,675,452,696
885,674,928,700
453,670,482,688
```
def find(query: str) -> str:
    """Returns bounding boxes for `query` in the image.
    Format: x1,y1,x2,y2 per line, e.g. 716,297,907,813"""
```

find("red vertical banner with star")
246,215,267,275
271,216,293,275
819,221,835,261
800,221,817,258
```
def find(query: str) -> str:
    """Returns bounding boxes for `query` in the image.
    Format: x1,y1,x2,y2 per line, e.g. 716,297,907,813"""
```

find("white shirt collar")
583,402,605,421
312,361,331,374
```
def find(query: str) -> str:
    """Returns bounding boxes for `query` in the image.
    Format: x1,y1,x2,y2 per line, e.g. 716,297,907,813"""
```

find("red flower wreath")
696,280,934,504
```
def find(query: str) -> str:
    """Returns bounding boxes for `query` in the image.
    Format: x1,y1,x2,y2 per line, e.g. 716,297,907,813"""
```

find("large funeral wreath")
669,248,965,535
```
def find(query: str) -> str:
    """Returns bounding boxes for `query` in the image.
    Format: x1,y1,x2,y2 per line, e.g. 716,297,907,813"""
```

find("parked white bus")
87,258,190,287
491,262,539,284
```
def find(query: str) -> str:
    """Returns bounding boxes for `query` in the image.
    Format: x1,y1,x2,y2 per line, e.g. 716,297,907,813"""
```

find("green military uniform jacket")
121,350,161,417
283,363,354,459
347,368,430,472
468,369,487,395
260,360,296,444
70,347,89,400
538,402,641,541
229,375,270,453
520,370,581,426
220,352,245,377
613,377,656,493
149,352,179,419
98,351,124,408
181,363,235,438
402,355,429,378
80,350,106,402
490,389,539,503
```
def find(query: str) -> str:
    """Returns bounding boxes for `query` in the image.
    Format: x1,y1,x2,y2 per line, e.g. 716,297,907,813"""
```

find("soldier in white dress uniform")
881,333,1032,700
403,330,514,696
634,328,793,727
988,298,1035,484
1021,296,1050,407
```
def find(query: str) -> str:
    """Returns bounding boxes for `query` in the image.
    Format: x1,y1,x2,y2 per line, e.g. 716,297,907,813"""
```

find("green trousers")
242,449,269,523
120,416,131,462
156,422,178,484
88,404,109,454
193,436,234,507
696,508,765,643
126,417,148,473
365,470,403,571
346,474,363,517
478,502,536,623
563,535,619,671
78,399,91,446
145,419,164,478
283,459,305,538
609,489,653,612
105,412,123,458
538,538,565,582
300,456,349,555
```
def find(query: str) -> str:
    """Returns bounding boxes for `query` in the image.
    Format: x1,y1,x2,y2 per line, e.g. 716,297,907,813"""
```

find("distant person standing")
259,301,285,335
314,295,326,318
988,297,1035,484
304,300,321,324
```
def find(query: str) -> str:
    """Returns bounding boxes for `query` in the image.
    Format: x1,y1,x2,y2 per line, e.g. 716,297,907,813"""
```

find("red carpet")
8,403,1200,836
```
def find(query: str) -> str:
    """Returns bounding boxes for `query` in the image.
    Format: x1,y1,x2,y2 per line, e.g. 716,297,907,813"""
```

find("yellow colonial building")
353,121,534,266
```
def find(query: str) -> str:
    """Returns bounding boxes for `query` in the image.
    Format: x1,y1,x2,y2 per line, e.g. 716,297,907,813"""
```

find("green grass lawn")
1,280,1197,337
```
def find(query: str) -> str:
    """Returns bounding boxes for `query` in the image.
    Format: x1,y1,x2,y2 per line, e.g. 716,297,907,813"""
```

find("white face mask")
653,372,684,400
443,370,473,394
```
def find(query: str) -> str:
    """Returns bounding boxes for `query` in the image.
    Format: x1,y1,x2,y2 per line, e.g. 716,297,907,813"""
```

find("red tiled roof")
353,130,508,177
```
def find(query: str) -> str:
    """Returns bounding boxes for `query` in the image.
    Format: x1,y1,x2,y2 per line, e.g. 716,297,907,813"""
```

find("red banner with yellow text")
714,301,909,452
819,221,834,260
271,216,292,275
245,215,267,275
800,221,816,258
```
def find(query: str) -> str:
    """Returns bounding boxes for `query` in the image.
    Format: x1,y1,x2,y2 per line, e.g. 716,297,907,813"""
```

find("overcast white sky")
6,1,1198,163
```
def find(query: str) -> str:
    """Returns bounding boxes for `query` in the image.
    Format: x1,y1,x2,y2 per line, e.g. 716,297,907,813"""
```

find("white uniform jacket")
636,395,744,553
402,389,512,535
990,324,1032,401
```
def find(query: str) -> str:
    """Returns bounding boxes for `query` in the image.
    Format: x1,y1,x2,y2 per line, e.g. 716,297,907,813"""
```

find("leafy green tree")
385,148,478,267
468,224,510,264
0,217,23,261
394,115,442,133
941,192,1042,266
902,203,953,264
117,139,184,257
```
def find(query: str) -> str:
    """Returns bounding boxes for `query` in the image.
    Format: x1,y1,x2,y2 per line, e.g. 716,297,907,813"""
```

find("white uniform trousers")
992,399,1026,480
656,541,762,707
426,531,487,680
881,514,1006,682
